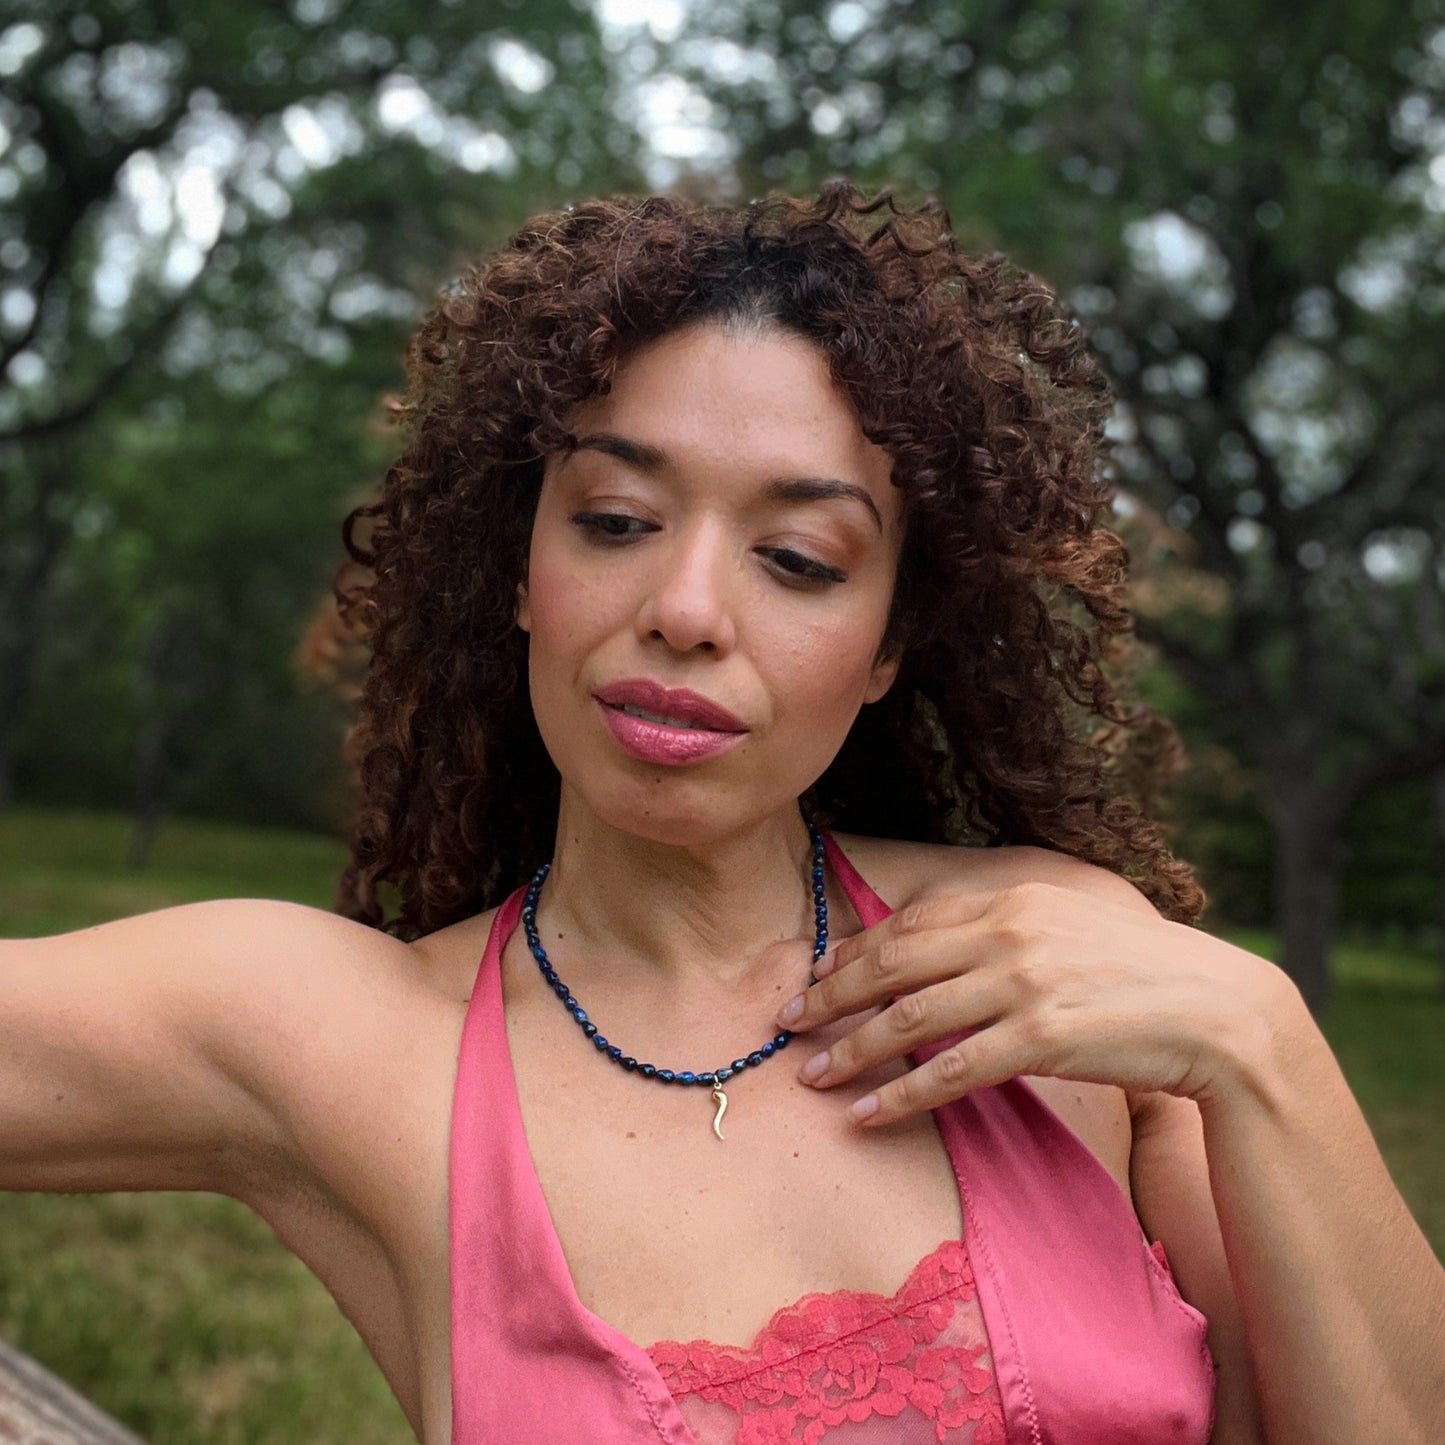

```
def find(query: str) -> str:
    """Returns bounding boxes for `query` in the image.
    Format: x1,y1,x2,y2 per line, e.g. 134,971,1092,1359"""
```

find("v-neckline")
476,834,972,1444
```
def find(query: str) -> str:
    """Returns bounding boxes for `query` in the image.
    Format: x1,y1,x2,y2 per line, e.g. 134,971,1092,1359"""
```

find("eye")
570,510,657,541
758,547,848,586
569,513,846,585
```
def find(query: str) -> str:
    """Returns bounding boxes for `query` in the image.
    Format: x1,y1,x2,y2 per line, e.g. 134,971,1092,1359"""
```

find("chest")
502,952,964,1348
270,922,1134,1444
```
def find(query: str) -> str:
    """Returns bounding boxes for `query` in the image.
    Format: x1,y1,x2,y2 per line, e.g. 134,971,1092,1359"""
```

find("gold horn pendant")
710,1085,728,1141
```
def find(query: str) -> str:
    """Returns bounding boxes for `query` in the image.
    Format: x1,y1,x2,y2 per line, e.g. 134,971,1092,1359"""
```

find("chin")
567,766,808,852
591,785,755,849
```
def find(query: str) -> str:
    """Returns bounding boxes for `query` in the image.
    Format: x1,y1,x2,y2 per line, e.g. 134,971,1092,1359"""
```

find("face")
516,321,905,847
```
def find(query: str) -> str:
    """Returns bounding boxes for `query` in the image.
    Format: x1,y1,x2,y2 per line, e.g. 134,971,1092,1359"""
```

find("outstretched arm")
0,898,390,1197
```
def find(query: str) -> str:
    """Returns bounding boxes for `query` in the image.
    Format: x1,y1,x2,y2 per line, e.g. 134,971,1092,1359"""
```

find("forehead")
557,323,899,524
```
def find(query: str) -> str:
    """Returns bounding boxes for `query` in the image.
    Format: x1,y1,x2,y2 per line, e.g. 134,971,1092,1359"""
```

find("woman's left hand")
770,876,1298,1126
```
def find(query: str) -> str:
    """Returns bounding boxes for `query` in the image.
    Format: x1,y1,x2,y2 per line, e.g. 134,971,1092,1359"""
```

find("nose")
634,519,738,657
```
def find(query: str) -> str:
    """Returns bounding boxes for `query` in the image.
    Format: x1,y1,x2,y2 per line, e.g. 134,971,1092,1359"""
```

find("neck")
538,790,820,997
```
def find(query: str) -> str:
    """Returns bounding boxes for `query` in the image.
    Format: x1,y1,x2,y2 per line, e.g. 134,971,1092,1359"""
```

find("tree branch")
2,72,190,374
0,236,216,446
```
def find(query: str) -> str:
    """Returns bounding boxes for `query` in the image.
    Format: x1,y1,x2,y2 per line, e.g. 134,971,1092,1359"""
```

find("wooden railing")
0,1338,144,1444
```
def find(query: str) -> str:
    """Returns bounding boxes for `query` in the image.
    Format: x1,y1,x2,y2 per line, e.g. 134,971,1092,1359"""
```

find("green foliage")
1341,778,1445,934
1,0,640,827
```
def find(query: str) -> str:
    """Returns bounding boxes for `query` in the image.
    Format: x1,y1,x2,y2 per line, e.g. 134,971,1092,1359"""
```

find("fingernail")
800,1050,830,1082
814,948,838,977
849,1093,880,1121
777,993,805,1026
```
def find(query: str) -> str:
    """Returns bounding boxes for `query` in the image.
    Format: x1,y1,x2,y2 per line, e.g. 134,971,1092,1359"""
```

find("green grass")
0,807,348,935
1223,926,1444,1251
1,806,1442,1441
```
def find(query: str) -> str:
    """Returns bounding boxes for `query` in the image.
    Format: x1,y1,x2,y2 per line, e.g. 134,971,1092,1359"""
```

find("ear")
863,642,900,704
515,580,531,633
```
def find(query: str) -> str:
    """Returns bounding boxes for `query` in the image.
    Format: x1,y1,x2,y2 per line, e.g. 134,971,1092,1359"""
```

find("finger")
846,1022,1038,1127
798,975,1010,1089
818,890,991,981
777,916,987,1033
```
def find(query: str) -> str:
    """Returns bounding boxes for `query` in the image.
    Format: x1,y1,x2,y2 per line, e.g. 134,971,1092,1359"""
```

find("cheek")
523,548,617,656
757,612,884,720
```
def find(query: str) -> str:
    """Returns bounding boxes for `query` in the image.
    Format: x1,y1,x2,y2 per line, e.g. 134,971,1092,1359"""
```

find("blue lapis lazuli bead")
522,821,827,1092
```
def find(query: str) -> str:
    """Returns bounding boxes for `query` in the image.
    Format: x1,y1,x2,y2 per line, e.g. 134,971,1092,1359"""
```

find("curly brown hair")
331,182,1204,939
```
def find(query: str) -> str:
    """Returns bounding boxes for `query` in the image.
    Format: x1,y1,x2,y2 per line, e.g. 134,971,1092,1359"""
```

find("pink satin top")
449,833,1217,1443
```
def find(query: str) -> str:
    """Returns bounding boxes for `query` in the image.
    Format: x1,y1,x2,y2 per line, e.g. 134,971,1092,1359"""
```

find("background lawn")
1,806,1441,1442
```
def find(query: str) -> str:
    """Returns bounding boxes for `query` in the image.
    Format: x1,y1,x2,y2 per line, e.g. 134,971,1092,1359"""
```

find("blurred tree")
671,0,1445,1010
0,0,637,837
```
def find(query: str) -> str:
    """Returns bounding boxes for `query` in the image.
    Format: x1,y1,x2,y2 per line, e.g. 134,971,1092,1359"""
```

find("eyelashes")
568,512,848,587
571,511,652,541
757,547,848,585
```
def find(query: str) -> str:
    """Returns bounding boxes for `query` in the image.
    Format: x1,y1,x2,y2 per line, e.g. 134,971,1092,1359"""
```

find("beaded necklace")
521,820,828,1141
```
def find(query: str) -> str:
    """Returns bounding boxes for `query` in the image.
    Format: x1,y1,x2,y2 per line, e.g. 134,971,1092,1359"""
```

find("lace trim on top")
645,1238,1006,1444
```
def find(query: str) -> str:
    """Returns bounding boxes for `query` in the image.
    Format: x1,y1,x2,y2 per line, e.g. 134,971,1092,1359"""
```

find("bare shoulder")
165,898,444,1179
408,903,503,1001
176,896,431,1063
829,831,1158,916
828,831,1144,1196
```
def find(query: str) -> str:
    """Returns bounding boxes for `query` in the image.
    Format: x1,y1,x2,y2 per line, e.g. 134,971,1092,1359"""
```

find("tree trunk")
0,723,16,815
1268,794,1342,1018
0,446,76,815
1433,770,1445,1000
124,608,190,869
0,1337,145,1443
124,708,170,870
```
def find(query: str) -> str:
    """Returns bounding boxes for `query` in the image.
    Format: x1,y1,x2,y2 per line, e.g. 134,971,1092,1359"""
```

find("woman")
2,185,1441,1445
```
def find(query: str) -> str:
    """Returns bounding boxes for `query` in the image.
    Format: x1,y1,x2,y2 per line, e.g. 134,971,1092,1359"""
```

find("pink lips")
592,678,748,766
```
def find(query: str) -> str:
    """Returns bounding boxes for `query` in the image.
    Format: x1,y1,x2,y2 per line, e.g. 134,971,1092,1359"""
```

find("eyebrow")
566,430,884,533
